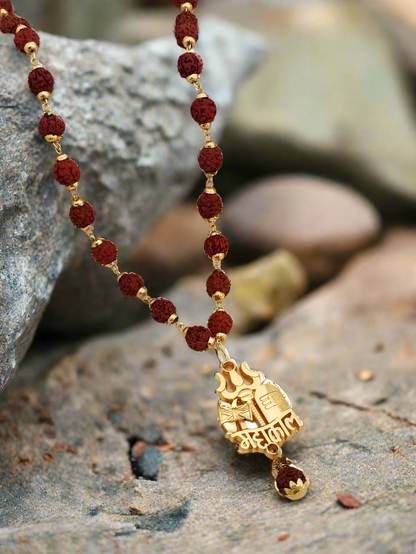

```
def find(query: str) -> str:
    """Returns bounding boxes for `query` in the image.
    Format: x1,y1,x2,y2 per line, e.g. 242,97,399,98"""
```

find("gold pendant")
215,357,310,501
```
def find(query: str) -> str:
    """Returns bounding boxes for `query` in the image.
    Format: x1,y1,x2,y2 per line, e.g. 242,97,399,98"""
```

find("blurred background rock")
6,0,416,368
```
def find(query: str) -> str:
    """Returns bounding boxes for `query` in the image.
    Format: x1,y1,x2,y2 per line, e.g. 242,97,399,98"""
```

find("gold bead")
24,41,38,55
137,286,148,299
0,8,9,17
15,24,28,33
72,197,85,208
37,91,51,102
183,36,196,50
168,313,179,325
212,291,225,303
215,333,227,342
92,238,104,248
181,2,194,12
200,123,211,131
186,74,200,84
57,154,69,162
45,134,62,143
204,141,217,149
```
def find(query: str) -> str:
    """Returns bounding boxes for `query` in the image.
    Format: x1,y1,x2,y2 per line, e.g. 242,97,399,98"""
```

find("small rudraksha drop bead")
38,114,66,141
275,466,307,496
197,192,223,220
198,146,223,173
53,158,81,187
173,0,198,7
174,11,198,48
208,310,233,335
0,1,14,14
14,27,39,53
151,298,177,324
206,270,231,298
28,67,54,96
185,326,211,352
1,14,29,34
119,273,145,298
177,52,203,78
92,239,118,266
69,202,95,229
204,234,229,259
191,97,217,125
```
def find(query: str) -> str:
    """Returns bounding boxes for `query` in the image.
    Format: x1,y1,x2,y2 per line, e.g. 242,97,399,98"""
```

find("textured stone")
0,20,264,392
222,175,381,281
0,228,415,553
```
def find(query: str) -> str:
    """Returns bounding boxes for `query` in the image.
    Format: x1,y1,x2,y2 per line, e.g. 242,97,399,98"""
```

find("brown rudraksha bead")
0,14,29,34
119,273,145,298
69,202,95,229
198,146,223,173
206,270,231,298
174,11,198,48
191,97,217,125
177,52,203,78
92,240,118,266
38,114,65,140
204,234,229,258
14,27,39,53
185,326,211,352
53,158,81,187
28,68,54,96
275,466,307,495
208,310,233,335
197,192,223,220
151,298,177,324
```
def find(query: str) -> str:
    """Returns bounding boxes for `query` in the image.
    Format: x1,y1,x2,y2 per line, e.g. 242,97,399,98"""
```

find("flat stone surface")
0,20,264,393
0,228,415,553
222,175,381,281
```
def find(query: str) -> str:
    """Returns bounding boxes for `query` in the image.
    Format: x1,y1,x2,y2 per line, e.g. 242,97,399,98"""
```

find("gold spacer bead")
0,8,9,17
175,321,189,337
181,2,194,12
24,41,38,55
37,91,51,102
212,291,225,303
45,135,62,143
82,224,96,240
137,286,148,299
15,24,28,33
183,36,196,50
204,141,217,149
186,74,200,84
215,333,227,342
57,154,69,162
72,197,85,208
92,238,104,249
196,92,208,99
168,313,179,325
200,123,211,131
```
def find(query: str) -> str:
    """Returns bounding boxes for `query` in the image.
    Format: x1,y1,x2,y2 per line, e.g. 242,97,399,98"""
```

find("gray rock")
133,447,163,481
0,228,415,553
223,0,416,214
222,175,381,281
0,20,265,393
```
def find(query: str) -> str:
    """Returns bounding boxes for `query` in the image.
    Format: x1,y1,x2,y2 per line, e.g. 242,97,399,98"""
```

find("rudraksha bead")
198,146,223,173
92,240,118,266
119,273,145,298
1,14,29,34
173,0,198,7
151,298,177,324
174,11,198,48
204,234,229,258
53,158,81,187
206,270,231,298
185,326,211,352
275,466,307,495
38,114,65,140
69,202,95,229
177,52,203,78
191,97,217,125
197,192,223,220
14,27,39,53
28,68,54,96
208,310,233,335
0,1,14,13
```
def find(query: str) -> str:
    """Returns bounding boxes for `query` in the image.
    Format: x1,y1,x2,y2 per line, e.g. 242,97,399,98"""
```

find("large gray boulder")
0,19,264,393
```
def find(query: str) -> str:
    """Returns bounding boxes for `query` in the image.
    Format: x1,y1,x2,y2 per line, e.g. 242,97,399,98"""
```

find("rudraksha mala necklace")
1,0,310,501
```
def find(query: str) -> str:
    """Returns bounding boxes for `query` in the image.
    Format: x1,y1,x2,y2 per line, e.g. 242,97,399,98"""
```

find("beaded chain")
0,0,234,356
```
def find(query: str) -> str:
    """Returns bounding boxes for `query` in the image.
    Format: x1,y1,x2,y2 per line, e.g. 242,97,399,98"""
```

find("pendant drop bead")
198,146,223,173
119,273,145,298
174,11,199,48
53,158,81,186
185,325,211,352
151,298,177,324
0,14,29,33
191,97,217,125
28,67,54,96
91,240,118,266
204,234,229,258
206,270,231,298
14,26,39,52
69,202,95,229
178,52,203,78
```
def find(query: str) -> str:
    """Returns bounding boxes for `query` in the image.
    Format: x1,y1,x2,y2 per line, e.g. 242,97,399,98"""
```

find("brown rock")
222,175,381,281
